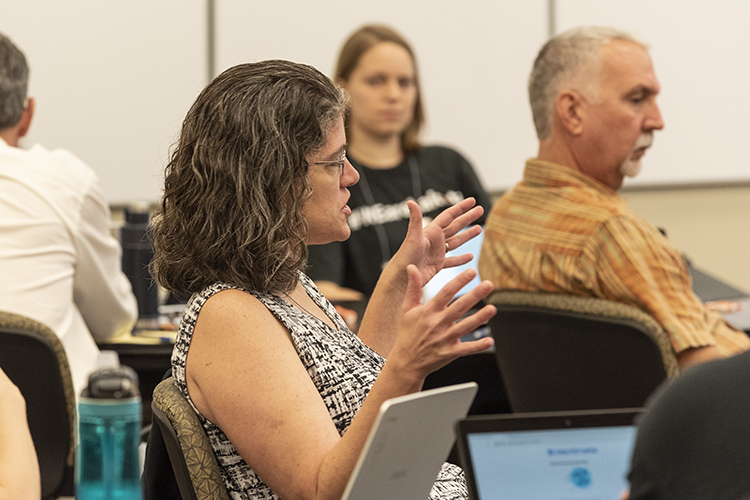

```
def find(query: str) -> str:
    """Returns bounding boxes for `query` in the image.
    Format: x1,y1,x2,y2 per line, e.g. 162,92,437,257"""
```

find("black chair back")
487,291,678,413
151,402,199,500
148,377,229,500
0,311,76,499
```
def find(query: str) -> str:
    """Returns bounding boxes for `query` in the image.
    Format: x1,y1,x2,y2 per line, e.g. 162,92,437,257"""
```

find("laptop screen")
457,410,640,500
422,226,484,303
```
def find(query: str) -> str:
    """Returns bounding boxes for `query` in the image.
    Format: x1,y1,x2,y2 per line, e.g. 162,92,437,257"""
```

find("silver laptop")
456,408,642,500
342,382,478,500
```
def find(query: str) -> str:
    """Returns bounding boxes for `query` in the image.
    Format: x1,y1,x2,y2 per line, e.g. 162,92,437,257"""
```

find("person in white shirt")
0,32,137,395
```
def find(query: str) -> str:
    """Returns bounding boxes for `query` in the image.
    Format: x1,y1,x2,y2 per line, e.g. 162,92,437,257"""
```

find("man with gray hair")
478,26,749,370
0,32,137,394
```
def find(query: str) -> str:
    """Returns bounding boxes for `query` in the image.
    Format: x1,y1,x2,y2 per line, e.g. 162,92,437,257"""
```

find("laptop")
687,263,750,332
341,382,478,500
422,226,485,304
456,408,642,500
689,264,749,302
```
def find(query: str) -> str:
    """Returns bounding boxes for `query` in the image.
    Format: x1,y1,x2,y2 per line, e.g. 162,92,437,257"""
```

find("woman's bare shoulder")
193,287,288,346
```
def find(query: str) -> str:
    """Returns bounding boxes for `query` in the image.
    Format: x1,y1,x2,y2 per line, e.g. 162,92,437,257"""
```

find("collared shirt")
0,137,137,394
478,159,750,356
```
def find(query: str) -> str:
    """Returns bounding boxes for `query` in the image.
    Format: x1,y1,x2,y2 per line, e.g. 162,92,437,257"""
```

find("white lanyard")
353,154,421,268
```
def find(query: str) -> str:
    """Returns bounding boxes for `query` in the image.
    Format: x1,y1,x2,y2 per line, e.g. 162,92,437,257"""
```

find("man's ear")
555,90,585,136
16,97,34,138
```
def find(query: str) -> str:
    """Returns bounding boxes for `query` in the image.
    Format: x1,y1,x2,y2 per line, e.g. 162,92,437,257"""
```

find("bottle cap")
81,365,140,399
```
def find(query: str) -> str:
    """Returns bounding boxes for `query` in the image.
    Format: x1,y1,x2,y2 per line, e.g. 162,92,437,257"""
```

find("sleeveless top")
172,272,468,500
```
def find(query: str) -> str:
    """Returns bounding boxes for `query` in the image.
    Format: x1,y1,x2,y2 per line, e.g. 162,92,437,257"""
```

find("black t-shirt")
306,145,491,296
628,349,750,500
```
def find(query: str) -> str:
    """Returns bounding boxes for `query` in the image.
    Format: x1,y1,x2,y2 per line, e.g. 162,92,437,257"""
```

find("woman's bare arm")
0,367,40,500
186,267,494,500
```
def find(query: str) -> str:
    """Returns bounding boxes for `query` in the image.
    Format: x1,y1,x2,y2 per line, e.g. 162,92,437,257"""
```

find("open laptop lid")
456,408,642,500
342,382,478,500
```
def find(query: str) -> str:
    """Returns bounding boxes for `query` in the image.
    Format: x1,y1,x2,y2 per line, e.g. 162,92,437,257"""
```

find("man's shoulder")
642,349,750,429
27,143,96,180
3,143,97,194
499,179,632,224
485,181,656,258
0,144,103,227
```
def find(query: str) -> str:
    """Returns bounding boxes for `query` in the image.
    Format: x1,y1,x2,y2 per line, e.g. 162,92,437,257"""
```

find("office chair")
151,377,230,500
486,290,679,413
0,311,76,499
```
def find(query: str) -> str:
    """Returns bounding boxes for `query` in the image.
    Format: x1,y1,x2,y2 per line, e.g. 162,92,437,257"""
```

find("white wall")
0,0,207,205
556,0,750,188
215,0,547,194
3,1,750,200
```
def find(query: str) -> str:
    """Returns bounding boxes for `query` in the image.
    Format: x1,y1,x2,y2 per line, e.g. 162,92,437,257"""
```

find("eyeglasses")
310,150,347,177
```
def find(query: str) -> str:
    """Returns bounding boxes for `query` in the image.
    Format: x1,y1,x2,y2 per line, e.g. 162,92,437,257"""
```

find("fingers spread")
443,252,474,270
431,197,479,230
391,272,496,378
436,206,483,239
402,264,424,311
426,268,480,311
452,335,495,357
402,200,424,244
447,280,496,329
445,224,482,253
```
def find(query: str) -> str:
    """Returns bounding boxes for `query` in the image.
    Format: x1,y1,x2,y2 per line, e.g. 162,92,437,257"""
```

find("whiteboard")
0,0,207,205
4,0,746,202
556,0,750,187
215,0,547,192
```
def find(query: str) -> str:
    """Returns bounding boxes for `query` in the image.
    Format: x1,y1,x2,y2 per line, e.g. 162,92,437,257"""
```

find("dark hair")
335,24,424,151
150,60,348,295
0,32,29,130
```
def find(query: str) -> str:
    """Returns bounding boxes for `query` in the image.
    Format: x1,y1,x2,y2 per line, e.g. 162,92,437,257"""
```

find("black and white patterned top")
172,272,468,500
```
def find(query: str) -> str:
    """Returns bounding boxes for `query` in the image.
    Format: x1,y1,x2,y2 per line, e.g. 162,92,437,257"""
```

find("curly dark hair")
150,60,348,295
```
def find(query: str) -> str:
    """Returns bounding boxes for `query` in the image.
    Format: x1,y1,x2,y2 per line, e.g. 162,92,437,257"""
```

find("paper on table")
104,330,176,345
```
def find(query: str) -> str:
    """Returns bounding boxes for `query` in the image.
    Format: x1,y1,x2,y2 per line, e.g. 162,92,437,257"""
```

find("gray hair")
528,26,642,140
151,60,349,295
0,33,28,130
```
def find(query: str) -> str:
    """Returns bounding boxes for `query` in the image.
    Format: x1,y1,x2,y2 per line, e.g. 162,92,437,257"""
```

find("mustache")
636,133,653,149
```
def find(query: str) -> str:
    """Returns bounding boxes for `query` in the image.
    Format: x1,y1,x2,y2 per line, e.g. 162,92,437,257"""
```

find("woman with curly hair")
149,59,495,500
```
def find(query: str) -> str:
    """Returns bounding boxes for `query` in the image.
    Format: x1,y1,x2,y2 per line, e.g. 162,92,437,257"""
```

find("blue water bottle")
77,364,142,500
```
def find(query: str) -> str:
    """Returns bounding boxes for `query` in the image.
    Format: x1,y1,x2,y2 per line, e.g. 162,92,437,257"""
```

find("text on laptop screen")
467,426,636,500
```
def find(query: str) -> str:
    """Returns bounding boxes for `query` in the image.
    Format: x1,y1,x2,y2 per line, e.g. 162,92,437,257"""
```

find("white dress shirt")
0,137,137,395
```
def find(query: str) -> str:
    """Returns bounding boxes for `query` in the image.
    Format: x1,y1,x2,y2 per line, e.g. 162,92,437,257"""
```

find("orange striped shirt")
478,159,750,356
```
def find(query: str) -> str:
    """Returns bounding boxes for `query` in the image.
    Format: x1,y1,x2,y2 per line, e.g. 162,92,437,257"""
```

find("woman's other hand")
385,264,495,383
360,197,485,357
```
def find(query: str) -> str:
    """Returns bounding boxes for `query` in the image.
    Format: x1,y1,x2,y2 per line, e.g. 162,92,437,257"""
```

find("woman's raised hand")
359,197,487,358
389,198,484,290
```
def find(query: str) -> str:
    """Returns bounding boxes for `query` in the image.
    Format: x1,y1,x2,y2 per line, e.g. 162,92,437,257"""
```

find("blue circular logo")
570,467,592,488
